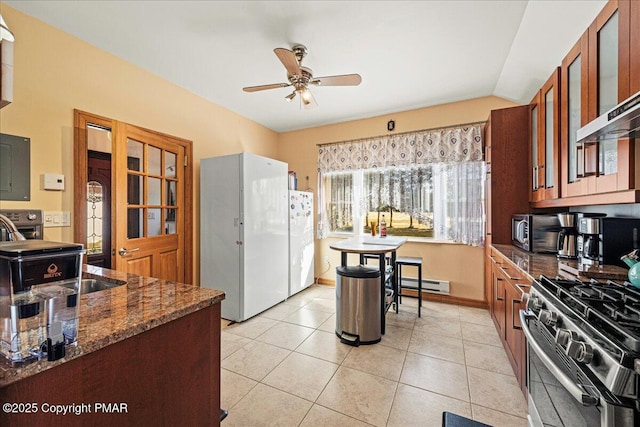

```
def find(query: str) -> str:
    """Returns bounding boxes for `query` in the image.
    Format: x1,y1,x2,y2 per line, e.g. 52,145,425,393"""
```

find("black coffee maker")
557,213,578,259
578,217,601,265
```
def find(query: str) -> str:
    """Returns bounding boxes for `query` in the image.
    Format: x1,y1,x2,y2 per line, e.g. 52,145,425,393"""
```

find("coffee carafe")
557,213,578,259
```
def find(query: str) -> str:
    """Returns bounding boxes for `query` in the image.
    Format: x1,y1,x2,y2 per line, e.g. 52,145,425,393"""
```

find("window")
323,162,485,244
324,166,434,238
317,124,485,246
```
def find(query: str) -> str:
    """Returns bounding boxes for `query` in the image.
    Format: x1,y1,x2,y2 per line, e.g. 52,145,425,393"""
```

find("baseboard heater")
399,276,450,295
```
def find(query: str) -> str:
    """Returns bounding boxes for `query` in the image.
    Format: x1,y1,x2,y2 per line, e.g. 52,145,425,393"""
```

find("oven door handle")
519,310,599,407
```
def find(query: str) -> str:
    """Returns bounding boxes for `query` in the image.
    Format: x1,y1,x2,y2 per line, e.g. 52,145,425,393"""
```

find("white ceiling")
3,0,606,132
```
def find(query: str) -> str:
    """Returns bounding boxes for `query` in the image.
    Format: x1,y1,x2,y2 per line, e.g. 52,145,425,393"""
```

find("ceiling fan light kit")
243,44,361,110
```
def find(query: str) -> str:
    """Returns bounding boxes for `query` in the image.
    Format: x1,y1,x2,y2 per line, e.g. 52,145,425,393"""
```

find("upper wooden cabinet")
541,0,640,206
560,32,590,198
530,68,560,204
485,105,530,246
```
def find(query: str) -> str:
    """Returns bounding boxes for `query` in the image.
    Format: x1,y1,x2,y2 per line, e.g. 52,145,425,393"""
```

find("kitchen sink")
79,278,126,294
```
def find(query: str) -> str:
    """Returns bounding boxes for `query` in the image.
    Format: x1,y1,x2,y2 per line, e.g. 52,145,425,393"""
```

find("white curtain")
317,124,486,246
432,162,486,246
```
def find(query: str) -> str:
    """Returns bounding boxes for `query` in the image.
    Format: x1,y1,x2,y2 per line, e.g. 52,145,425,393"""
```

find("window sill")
324,232,462,245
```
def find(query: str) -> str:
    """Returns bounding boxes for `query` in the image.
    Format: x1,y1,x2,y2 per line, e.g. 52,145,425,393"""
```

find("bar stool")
395,256,423,317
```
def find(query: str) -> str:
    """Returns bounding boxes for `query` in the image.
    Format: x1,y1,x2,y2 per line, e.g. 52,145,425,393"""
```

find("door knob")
119,247,140,257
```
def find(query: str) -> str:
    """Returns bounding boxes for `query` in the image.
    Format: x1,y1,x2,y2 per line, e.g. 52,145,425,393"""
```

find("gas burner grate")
538,275,640,353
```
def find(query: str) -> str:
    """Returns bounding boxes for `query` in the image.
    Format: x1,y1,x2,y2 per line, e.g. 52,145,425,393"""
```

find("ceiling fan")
242,44,362,110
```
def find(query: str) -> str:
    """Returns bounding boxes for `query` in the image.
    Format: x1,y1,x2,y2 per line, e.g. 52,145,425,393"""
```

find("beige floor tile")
317,366,397,427
256,321,315,350
310,285,336,299
220,368,257,410
262,352,339,401
342,344,406,381
464,340,514,375
387,383,472,427
223,316,278,339
423,301,460,319
223,383,312,427
385,310,417,330
296,330,352,364
380,324,412,350
467,366,528,418
221,340,290,381
458,306,494,326
283,307,333,328
413,315,463,339
259,303,302,321
461,322,503,347
318,313,337,333
303,297,336,313
408,329,465,364
283,290,318,308
400,352,469,401
300,404,369,427
221,331,252,360
472,404,528,427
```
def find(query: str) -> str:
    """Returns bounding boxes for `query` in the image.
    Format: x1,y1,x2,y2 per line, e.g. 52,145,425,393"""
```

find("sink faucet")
0,214,26,241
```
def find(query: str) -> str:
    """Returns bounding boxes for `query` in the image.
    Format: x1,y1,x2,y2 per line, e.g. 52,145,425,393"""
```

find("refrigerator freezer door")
200,155,242,321
289,191,315,296
241,153,289,319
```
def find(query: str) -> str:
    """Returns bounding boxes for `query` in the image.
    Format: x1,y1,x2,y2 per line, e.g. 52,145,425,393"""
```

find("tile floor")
220,285,528,427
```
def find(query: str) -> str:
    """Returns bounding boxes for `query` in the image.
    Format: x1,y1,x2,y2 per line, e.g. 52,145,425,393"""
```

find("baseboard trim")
314,277,488,309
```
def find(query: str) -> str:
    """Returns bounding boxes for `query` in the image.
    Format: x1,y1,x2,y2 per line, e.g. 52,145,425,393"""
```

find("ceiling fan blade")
300,88,318,110
243,83,290,93
274,48,301,76
312,74,362,86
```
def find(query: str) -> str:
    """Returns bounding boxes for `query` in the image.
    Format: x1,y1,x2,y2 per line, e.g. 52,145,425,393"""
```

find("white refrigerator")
289,191,314,296
200,153,289,322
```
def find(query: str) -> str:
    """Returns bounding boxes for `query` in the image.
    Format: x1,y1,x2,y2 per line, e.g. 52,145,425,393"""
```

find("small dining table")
329,236,407,334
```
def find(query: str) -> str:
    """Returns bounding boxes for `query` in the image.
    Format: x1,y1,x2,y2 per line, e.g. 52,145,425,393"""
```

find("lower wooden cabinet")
487,247,530,396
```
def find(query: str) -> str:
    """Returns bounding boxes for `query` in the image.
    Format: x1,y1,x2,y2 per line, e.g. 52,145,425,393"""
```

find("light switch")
44,211,71,227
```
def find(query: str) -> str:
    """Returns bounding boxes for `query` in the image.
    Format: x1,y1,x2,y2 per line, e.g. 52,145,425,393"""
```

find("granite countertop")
492,243,630,283
0,265,225,388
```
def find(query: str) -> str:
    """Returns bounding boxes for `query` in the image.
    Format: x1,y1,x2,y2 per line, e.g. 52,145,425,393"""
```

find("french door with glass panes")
113,122,186,282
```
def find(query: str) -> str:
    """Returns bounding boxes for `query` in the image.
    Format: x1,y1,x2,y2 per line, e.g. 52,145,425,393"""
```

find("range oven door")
520,310,636,427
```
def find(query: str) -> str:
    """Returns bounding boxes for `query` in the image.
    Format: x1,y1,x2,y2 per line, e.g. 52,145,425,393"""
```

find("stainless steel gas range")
521,275,640,426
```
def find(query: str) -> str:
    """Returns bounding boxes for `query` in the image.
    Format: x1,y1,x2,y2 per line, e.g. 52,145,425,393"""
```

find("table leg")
341,251,347,267
391,250,398,314
380,253,386,335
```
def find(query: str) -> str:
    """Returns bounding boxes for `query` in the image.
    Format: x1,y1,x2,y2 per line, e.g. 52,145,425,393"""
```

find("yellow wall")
1,5,520,301
0,5,278,283
277,96,518,302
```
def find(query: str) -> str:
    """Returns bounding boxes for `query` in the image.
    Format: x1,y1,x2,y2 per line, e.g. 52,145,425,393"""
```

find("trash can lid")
336,265,381,278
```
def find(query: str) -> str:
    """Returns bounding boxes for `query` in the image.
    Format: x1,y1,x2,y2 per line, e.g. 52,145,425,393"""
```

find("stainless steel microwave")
511,214,560,253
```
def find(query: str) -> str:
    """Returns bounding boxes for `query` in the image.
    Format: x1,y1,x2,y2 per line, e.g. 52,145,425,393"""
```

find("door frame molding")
73,109,194,284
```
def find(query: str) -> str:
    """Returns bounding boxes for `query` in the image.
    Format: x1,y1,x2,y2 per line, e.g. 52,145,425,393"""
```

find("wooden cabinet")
540,0,640,207
483,105,530,303
487,247,531,396
560,32,590,198
531,68,561,204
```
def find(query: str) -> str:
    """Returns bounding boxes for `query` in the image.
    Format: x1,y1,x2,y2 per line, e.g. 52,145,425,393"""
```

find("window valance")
317,123,484,173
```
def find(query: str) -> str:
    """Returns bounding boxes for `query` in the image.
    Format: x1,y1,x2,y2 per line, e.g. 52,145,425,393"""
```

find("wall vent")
399,276,450,295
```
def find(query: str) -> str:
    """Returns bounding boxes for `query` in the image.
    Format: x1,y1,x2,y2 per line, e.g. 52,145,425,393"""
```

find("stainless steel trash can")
335,265,381,346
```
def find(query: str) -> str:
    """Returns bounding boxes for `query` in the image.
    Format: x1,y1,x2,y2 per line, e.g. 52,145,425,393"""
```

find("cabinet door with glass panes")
561,32,590,198
585,0,633,194
530,68,560,203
